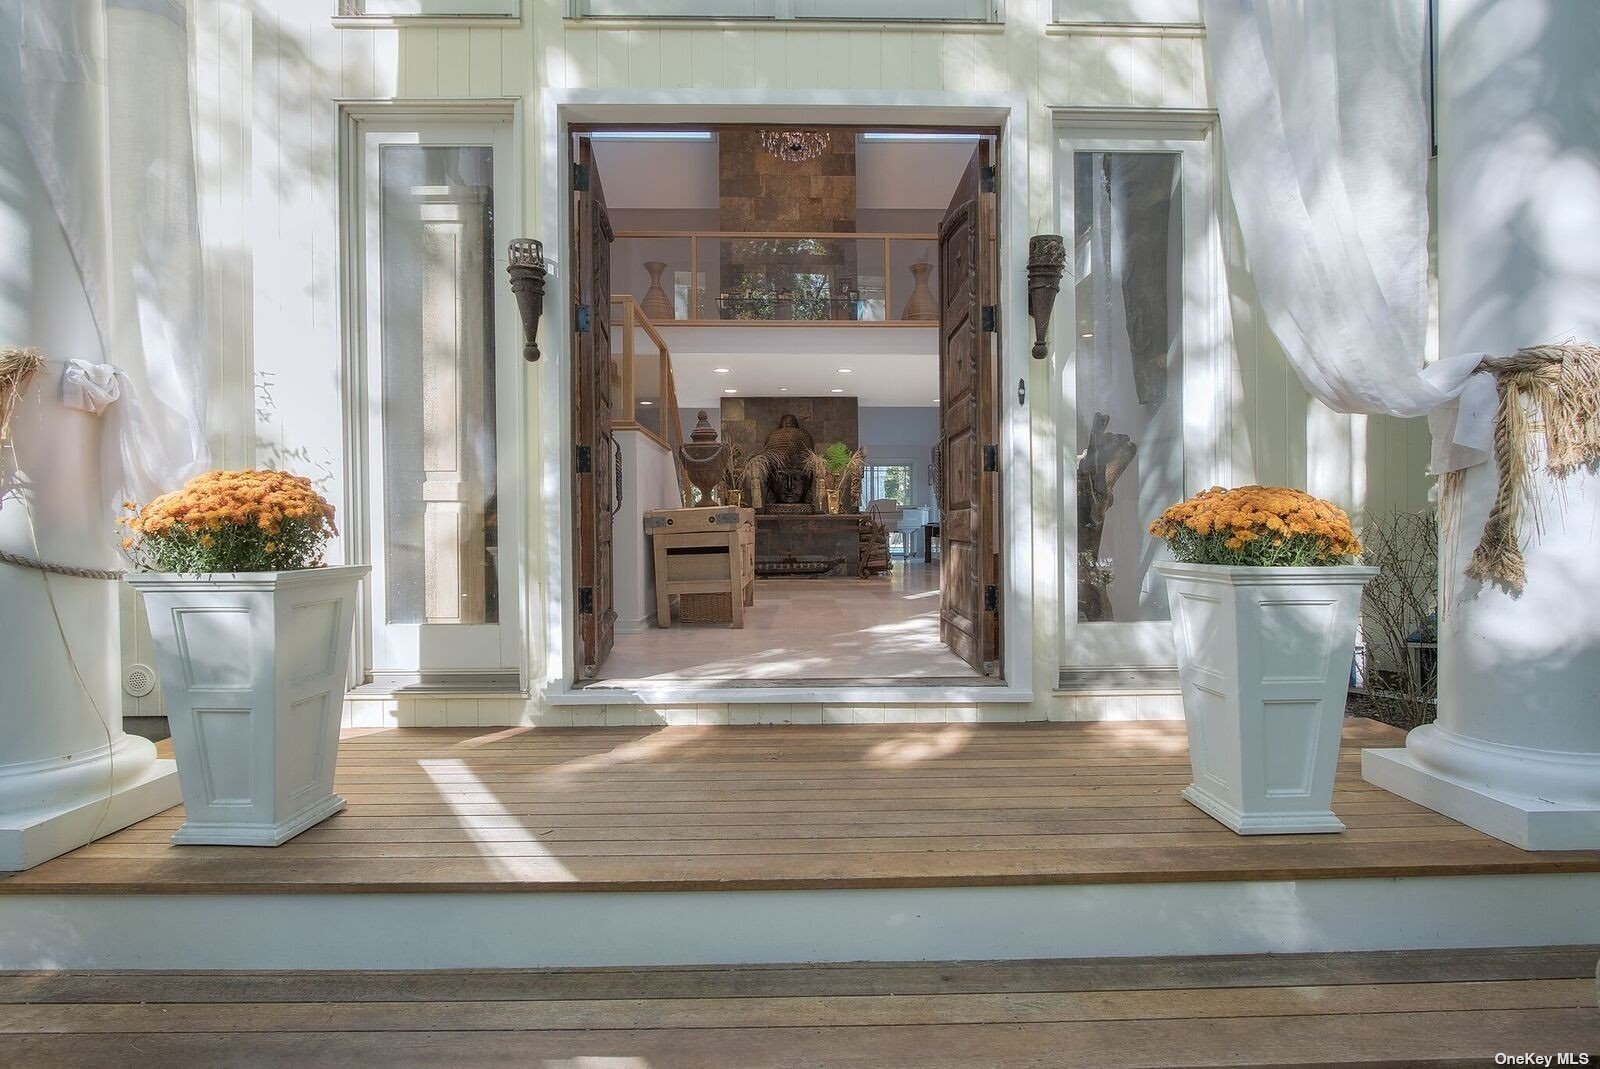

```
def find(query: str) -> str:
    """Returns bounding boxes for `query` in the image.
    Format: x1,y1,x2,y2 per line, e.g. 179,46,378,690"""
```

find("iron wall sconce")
1027,234,1067,360
507,238,547,362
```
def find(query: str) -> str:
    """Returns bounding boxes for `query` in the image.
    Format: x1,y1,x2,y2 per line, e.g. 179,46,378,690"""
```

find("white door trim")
1051,107,1228,676
338,101,528,687
537,89,1035,705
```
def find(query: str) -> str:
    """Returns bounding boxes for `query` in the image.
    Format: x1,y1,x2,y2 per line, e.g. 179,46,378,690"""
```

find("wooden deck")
6,719,1600,895
3,946,1596,1066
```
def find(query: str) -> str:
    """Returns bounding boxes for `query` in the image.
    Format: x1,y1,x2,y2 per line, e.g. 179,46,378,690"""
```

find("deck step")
2,946,1596,1067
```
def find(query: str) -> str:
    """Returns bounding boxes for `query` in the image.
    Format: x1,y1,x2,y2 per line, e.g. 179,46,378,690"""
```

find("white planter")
128,566,368,846
1156,561,1377,835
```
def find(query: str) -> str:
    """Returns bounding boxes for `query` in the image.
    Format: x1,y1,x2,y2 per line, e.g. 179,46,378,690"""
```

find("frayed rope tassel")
1464,343,1600,594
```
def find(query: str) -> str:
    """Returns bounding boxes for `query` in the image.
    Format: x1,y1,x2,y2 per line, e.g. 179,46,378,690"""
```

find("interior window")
863,464,914,507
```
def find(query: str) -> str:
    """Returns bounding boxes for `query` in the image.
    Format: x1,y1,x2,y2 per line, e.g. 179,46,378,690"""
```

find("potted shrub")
1151,486,1376,835
122,471,367,846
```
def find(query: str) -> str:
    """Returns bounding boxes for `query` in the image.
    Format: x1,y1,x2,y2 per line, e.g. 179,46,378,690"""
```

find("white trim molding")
1050,107,1227,679
5,874,1597,969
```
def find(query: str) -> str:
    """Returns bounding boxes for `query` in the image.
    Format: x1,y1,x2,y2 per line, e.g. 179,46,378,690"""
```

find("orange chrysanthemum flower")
121,469,337,574
1149,485,1361,567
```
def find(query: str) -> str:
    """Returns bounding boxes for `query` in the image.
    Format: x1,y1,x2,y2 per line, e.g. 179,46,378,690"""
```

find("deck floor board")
5,720,1600,894
3,948,1596,1067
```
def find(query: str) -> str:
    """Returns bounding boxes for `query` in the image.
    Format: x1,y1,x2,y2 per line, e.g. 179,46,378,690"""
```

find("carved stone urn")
900,261,938,321
678,410,728,506
641,261,675,321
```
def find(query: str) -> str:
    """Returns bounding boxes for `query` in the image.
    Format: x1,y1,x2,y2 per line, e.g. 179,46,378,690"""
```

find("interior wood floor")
3,946,1596,1067
6,719,1600,895
599,560,985,684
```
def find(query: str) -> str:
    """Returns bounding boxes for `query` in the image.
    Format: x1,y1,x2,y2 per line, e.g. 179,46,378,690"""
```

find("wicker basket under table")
644,506,756,628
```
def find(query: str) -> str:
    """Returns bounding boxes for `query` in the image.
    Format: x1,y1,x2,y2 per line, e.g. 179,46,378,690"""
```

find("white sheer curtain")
8,0,208,505
1200,0,1495,474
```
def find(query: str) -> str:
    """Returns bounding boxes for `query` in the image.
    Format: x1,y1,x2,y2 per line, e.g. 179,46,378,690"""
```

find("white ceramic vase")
1156,561,1377,835
128,565,368,846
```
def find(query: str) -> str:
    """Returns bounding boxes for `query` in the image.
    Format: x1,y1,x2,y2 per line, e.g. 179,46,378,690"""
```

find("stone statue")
1077,411,1137,622
745,413,830,512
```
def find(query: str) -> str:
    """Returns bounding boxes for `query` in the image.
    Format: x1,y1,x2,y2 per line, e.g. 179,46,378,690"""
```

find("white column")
0,30,179,871
1362,0,1600,849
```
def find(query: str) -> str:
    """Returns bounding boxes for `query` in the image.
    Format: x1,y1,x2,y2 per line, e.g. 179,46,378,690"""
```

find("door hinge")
983,444,999,473
984,585,999,612
576,445,592,474
575,303,592,333
982,305,997,333
981,164,997,193
573,162,590,192
578,587,595,615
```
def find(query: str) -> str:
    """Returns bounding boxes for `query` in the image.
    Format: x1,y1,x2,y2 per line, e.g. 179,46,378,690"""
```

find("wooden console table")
644,506,755,628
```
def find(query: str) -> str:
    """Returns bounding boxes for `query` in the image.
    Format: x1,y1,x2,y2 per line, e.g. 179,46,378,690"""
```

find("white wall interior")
667,324,939,409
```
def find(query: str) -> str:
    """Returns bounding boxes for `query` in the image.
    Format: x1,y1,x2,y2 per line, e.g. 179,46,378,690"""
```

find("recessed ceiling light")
713,367,731,374
1080,332,1093,339
837,367,854,374
779,387,790,392
933,397,940,403
639,400,654,406
723,387,738,394
830,387,845,393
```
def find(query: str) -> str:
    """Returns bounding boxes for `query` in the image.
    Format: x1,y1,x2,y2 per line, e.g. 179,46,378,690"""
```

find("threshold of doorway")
555,677,1027,707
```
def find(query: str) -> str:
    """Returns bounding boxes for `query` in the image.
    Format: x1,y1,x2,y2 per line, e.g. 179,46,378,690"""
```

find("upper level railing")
611,230,942,326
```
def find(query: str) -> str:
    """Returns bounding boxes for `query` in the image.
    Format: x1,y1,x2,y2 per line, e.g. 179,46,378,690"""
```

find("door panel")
360,125,516,679
573,137,617,677
938,142,1000,675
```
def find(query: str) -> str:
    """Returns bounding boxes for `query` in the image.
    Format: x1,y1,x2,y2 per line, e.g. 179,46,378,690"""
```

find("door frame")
1051,108,1230,685
538,90,1034,705
337,99,529,690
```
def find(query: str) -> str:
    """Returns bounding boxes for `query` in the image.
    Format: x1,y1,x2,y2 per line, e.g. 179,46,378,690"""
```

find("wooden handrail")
610,295,689,505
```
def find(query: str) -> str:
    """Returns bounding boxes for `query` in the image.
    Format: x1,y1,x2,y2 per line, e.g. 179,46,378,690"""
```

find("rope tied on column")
1462,342,1600,594
0,548,124,581
0,347,127,580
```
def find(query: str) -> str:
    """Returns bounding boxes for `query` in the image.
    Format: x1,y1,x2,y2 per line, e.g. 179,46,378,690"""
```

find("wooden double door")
568,134,1001,680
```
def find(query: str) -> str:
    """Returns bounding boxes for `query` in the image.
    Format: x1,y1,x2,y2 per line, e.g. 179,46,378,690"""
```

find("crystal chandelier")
760,129,829,164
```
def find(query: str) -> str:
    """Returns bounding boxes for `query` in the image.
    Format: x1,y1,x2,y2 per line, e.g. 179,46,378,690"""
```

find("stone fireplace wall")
719,396,860,466
717,129,859,320
718,129,856,233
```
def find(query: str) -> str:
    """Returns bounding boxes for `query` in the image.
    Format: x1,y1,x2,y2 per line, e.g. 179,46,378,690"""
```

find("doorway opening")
568,124,1002,689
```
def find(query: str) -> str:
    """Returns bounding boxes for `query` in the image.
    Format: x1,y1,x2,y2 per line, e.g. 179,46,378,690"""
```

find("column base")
0,759,181,871
1363,747,1600,851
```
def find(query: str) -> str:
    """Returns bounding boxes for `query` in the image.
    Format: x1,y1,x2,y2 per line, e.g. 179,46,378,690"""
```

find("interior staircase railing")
610,295,691,506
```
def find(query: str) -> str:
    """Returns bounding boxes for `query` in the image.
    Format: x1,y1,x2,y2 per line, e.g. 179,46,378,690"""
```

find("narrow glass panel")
379,144,499,625
1073,151,1183,623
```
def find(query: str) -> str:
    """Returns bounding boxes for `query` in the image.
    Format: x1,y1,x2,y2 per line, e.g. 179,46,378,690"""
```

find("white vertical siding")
178,0,1432,722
